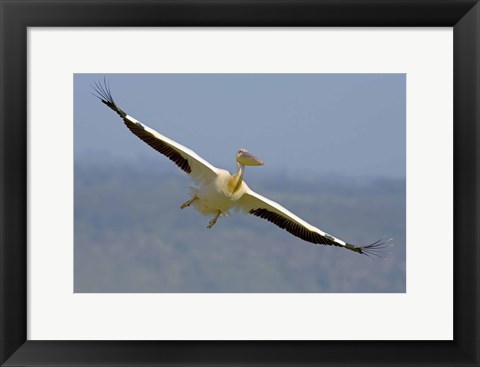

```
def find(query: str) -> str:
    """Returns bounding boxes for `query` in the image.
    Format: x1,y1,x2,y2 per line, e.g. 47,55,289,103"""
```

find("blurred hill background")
74,158,405,293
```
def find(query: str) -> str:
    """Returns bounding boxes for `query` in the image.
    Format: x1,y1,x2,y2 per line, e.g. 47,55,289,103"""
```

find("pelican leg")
207,211,222,229
180,196,198,209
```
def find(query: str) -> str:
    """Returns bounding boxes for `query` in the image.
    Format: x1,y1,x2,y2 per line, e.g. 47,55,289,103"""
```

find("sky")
74,73,405,180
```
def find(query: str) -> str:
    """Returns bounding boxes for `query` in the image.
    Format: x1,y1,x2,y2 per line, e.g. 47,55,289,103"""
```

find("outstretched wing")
92,80,220,185
236,187,392,258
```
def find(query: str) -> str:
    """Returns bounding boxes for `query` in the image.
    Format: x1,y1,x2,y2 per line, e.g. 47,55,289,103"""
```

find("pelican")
92,80,392,258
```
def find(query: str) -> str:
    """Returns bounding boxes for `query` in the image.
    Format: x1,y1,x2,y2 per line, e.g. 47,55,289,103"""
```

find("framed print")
29,29,441,342
1,1,479,366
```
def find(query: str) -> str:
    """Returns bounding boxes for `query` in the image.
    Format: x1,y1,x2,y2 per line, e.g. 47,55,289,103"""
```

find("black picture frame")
1,0,478,366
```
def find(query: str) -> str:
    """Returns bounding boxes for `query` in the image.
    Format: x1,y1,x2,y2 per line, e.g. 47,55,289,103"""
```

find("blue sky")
74,73,405,179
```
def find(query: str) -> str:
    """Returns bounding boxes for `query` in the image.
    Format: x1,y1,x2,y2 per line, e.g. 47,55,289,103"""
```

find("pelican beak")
237,150,264,166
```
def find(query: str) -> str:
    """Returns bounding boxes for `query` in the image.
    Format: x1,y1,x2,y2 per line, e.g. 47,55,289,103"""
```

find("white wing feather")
125,115,220,185
93,80,219,185
237,186,394,258
236,186,347,247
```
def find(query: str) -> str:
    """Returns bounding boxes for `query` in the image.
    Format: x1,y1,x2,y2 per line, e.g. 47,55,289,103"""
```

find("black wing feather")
249,207,393,258
92,79,192,174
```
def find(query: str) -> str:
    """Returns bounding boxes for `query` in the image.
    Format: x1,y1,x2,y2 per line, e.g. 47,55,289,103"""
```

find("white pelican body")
93,81,392,258
193,169,245,215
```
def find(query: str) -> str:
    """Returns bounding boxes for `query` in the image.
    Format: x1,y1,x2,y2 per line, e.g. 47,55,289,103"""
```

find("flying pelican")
92,80,392,258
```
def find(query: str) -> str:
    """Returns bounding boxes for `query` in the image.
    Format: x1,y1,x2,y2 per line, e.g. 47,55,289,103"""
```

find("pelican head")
236,149,264,166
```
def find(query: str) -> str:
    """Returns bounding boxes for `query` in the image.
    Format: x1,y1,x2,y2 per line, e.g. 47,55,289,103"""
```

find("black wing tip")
346,237,394,260
91,77,127,118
